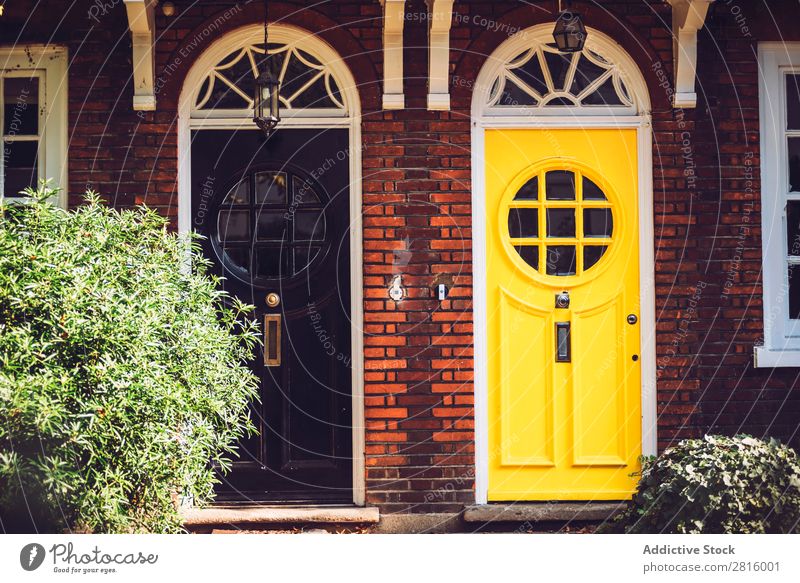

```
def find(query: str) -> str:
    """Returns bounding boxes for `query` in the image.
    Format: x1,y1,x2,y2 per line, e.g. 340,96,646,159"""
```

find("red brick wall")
4,0,800,514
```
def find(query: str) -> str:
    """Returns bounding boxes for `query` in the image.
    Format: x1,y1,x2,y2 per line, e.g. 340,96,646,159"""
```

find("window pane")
513,51,548,96
222,180,250,205
294,210,325,240
256,211,286,241
582,176,607,200
788,74,800,130
3,77,39,135
508,208,538,238
255,171,287,204
256,247,288,278
579,76,624,106
513,176,538,200
790,265,800,319
543,49,572,91
514,245,539,270
788,201,800,256
583,208,613,237
584,245,608,270
3,139,38,197
294,245,321,273
224,247,251,272
546,208,575,238
216,209,250,242
293,176,321,204
545,170,575,200
789,137,800,192
546,245,576,276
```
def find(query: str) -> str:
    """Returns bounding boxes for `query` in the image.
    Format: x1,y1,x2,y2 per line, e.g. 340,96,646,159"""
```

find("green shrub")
603,434,800,533
0,185,259,533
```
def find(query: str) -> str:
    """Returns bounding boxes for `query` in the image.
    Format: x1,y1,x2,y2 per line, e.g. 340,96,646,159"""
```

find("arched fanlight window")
192,40,347,118
484,39,636,114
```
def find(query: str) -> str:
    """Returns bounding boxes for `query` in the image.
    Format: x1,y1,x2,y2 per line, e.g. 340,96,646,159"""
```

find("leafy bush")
0,186,259,533
603,434,800,533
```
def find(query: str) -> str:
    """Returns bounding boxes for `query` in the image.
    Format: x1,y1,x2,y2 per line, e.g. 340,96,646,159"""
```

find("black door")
191,128,352,503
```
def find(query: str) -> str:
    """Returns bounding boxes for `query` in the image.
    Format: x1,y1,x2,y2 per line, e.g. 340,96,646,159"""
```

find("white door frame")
470,25,656,504
177,23,365,506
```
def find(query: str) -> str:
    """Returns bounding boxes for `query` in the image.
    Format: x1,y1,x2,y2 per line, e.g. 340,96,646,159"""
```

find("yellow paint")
486,128,641,500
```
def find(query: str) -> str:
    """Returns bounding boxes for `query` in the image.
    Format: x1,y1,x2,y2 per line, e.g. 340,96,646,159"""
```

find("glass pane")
788,74,800,130
788,201,800,256
789,137,800,192
293,176,321,204
569,54,606,96
583,208,613,237
584,245,608,270
223,180,250,205
294,210,325,241
255,171,287,204
543,49,572,91
514,245,539,270
294,245,321,274
546,208,576,238
546,245,576,276
4,77,39,135
514,51,548,96
216,210,250,242
790,265,800,319
582,176,607,200
546,170,576,200
3,139,38,197
255,246,288,278
256,211,286,241
579,76,624,106
206,50,253,109
508,208,538,238
496,78,537,106
514,176,539,200
224,247,251,272
289,74,338,109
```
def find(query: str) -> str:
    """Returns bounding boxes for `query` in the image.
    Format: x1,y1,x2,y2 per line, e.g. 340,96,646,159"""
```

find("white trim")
178,24,366,506
666,0,714,109
470,25,655,504
755,43,800,367
425,0,453,111
0,45,68,207
124,0,157,111
380,0,406,110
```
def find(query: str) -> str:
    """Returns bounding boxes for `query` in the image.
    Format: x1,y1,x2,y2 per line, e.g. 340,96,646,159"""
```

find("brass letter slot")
264,314,281,366
555,321,571,362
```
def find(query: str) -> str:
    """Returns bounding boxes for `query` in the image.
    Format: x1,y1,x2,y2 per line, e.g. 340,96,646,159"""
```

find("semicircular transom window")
214,170,328,281
194,42,346,115
487,42,634,112
507,169,613,276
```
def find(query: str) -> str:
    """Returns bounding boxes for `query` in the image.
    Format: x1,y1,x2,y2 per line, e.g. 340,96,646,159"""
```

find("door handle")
555,322,571,362
264,314,281,366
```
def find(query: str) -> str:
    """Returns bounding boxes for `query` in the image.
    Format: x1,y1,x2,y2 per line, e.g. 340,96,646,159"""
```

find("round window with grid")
212,167,329,285
506,168,613,277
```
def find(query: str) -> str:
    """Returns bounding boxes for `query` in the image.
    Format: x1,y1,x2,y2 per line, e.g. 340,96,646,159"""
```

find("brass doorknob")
265,293,280,308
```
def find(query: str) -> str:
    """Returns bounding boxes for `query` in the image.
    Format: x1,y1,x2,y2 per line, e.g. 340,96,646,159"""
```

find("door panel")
486,128,641,501
191,128,352,503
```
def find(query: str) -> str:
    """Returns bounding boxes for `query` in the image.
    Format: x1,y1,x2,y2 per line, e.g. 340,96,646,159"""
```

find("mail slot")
264,314,281,366
555,321,571,362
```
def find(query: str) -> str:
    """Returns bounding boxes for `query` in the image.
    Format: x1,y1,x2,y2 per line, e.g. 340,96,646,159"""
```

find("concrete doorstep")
182,505,380,529
462,502,626,524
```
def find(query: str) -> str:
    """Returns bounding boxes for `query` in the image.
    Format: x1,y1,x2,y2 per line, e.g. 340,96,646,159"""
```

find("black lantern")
253,0,280,136
553,1,587,53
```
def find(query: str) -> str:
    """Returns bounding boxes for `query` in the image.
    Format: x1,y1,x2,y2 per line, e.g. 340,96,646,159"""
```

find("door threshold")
181,505,379,529
463,502,626,523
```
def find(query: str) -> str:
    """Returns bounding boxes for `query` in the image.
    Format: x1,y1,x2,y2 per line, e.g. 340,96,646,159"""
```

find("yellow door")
486,128,641,501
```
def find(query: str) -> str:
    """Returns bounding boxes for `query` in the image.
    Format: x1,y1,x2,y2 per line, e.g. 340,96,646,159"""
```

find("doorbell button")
436,284,448,301
265,292,281,308
627,314,638,325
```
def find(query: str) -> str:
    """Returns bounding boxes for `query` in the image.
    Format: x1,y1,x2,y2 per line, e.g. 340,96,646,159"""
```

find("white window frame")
0,45,68,207
755,44,800,367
